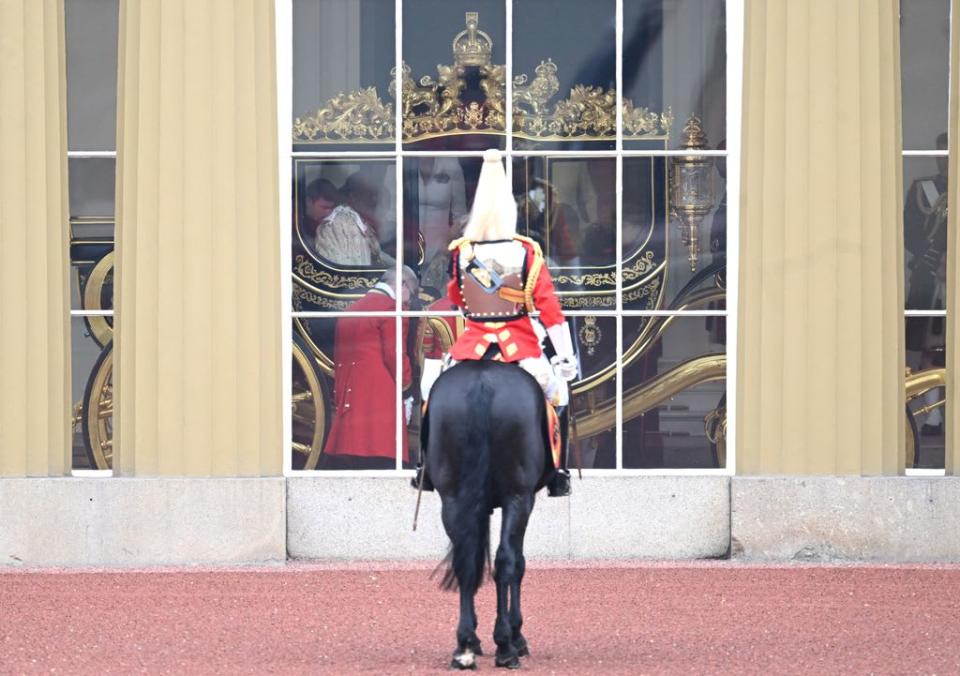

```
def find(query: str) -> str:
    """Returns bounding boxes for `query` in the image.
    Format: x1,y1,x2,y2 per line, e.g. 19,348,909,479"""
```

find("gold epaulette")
513,236,543,313
512,234,543,258
448,236,470,251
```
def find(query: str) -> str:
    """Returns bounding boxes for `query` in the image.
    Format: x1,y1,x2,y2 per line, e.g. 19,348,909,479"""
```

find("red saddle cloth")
546,402,562,469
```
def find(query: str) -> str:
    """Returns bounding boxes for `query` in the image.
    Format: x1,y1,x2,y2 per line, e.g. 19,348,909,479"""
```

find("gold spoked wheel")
292,332,329,470
82,251,114,348
81,342,114,470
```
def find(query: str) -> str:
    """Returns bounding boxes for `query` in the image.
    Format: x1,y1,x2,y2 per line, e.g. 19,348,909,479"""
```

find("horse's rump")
425,361,552,499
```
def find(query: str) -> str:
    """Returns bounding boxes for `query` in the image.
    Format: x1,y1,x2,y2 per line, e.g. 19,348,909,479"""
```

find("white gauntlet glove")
546,322,579,382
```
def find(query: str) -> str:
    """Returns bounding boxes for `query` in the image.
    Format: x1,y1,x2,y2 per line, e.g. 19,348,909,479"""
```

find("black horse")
424,359,555,669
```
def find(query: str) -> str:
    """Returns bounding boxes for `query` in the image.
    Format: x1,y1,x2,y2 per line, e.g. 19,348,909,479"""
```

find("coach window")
902,0,950,473
284,0,736,474
66,0,119,474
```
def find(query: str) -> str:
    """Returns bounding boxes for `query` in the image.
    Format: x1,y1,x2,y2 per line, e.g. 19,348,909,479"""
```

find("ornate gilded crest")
578,316,603,356
293,13,672,145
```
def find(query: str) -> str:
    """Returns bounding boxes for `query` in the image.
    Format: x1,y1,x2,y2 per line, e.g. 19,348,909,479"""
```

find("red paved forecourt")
2,563,960,674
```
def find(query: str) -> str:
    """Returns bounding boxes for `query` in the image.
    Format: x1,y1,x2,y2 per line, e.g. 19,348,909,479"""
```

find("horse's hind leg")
441,496,487,670
509,495,533,657
493,494,534,668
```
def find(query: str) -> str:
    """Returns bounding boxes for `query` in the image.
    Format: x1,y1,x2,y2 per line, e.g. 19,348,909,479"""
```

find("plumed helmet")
461,149,518,241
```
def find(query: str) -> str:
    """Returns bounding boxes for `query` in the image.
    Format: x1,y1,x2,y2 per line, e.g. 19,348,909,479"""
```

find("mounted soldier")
415,148,578,498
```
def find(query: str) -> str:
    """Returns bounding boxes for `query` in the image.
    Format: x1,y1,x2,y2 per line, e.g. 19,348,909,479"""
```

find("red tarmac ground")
2,561,960,674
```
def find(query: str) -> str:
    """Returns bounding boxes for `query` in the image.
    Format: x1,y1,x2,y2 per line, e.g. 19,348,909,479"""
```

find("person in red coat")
415,149,578,496
320,266,419,469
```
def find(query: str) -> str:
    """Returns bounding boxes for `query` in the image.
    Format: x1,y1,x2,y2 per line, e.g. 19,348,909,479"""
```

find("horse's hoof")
494,653,521,669
514,638,529,658
450,650,478,670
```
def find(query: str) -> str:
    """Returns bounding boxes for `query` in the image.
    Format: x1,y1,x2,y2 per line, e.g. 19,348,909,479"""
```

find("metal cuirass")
458,240,526,320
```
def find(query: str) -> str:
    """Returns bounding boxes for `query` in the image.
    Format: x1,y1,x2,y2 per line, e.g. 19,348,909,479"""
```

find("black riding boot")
546,405,572,497
411,461,434,492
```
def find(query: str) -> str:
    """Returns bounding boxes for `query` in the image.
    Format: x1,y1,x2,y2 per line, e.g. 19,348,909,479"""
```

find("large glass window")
66,0,119,472
901,0,950,471
287,0,731,472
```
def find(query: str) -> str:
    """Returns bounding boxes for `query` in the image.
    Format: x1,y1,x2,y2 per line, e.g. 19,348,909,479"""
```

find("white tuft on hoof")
454,650,476,668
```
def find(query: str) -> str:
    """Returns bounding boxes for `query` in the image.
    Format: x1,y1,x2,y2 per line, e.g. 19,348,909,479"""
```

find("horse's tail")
435,374,493,593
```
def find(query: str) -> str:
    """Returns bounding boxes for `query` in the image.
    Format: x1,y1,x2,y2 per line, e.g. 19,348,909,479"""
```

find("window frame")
279,0,742,477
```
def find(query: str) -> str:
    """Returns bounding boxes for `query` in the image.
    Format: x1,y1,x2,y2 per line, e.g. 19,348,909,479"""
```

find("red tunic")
447,237,565,362
323,290,412,461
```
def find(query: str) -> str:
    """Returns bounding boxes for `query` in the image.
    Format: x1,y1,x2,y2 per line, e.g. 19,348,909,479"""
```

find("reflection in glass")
904,152,948,311
294,314,414,470
292,0,395,150
621,156,725,310
71,318,113,470
292,158,397,312
622,316,725,469
408,311,464,466
568,316,618,469
623,0,725,150
68,158,115,218
403,157,480,296
513,156,616,310
402,3,505,151
906,318,945,470
66,0,119,151
68,158,115,312
513,0,615,150
900,0,949,151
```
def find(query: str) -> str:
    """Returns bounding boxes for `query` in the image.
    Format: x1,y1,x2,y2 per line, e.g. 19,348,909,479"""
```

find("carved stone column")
114,0,281,475
0,0,71,475
737,0,904,474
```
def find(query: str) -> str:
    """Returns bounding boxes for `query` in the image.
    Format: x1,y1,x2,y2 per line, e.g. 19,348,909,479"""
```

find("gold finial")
680,116,707,150
453,12,493,67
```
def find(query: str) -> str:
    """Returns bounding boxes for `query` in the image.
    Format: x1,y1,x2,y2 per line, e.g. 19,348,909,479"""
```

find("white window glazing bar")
723,0,744,476
69,310,114,317
505,0,513,188
615,0,624,470
904,310,948,316
902,150,948,156
278,0,294,475
395,0,405,472
67,151,117,158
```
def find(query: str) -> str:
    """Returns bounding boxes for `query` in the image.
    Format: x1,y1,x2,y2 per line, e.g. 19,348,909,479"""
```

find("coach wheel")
292,332,329,470
905,405,919,470
81,251,114,348
705,392,726,469
81,342,114,470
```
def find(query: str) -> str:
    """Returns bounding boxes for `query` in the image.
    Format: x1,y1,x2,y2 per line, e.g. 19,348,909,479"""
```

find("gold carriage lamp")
670,116,716,272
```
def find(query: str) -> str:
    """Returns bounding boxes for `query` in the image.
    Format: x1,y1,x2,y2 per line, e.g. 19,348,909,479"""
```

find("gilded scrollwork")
294,285,354,311
621,251,658,282
553,269,617,288
294,255,378,290
560,294,615,309
623,101,673,138
292,87,395,143
292,13,671,145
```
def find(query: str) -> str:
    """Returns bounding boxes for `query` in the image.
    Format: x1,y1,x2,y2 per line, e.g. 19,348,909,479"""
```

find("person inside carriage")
414,149,578,497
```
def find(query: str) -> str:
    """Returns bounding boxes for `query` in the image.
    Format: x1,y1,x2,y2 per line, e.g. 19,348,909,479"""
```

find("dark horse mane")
423,360,552,592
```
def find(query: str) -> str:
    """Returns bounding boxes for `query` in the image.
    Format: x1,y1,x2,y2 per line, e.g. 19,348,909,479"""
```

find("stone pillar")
737,0,904,474
114,0,281,475
0,0,71,476
946,0,960,474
